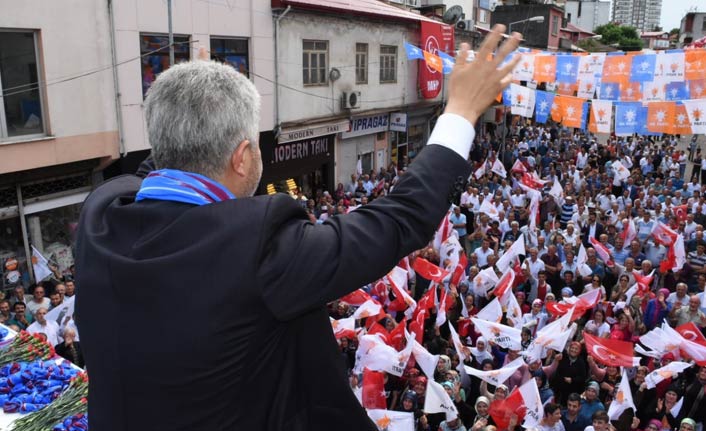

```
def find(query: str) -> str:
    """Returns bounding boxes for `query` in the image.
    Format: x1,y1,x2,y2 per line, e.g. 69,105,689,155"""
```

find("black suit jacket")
75,144,470,431
582,223,604,247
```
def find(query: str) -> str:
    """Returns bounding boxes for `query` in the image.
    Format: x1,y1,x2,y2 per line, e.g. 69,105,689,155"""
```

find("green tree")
594,23,643,50
670,28,680,36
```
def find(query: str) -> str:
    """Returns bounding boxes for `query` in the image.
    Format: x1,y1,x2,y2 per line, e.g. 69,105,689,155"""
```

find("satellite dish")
442,5,464,25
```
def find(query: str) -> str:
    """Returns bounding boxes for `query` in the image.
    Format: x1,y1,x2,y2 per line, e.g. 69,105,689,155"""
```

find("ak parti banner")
419,21,454,99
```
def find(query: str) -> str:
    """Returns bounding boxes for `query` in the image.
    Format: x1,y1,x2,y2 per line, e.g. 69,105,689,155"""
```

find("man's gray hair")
144,60,261,178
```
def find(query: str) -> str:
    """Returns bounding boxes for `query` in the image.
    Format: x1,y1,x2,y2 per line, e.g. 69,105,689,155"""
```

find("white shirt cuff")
427,113,475,160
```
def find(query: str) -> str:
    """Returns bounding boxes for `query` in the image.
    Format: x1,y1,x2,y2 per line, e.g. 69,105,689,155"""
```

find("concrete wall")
565,1,611,32
277,12,433,125
112,0,275,153
0,0,119,174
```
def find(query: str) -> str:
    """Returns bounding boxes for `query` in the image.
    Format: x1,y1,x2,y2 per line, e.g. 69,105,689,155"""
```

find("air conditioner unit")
342,91,362,109
456,19,474,30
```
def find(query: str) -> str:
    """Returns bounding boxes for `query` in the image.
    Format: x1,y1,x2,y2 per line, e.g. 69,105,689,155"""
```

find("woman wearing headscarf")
435,355,452,383
644,383,682,431
470,337,494,366
470,396,495,431
551,341,587,406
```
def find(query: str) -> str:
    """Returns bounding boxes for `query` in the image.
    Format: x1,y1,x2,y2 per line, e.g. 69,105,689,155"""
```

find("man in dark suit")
582,209,605,247
75,28,521,430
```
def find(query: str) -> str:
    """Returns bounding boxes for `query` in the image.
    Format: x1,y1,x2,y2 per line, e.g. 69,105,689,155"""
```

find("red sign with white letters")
419,21,454,99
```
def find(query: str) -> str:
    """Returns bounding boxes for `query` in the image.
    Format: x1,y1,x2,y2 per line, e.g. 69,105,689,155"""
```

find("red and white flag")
387,266,417,319
512,159,528,173
366,409,415,431
424,379,459,420
474,160,488,179
492,270,515,300
436,288,451,327
413,258,450,283
433,211,453,253
589,237,614,266
651,222,679,246
339,289,373,306
546,288,601,321
471,317,522,350
645,361,692,389
448,319,469,362
356,330,414,377
584,332,640,367
496,235,525,273
620,218,637,248
607,369,636,420
331,316,356,340
676,322,706,347
463,357,525,386
362,369,387,409
473,267,500,296
489,379,541,430
633,269,654,296
521,172,545,190
674,205,688,223
492,159,508,178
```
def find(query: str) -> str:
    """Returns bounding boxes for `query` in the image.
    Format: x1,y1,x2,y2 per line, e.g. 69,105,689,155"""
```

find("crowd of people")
324,123,706,431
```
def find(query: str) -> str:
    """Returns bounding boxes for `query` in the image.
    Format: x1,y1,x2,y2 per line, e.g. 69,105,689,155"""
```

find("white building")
611,0,662,32
564,0,610,32
273,0,451,194
0,0,121,285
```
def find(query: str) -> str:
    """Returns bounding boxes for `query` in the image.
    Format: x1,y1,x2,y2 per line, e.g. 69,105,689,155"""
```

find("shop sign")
389,112,407,132
279,120,349,144
342,114,389,138
272,134,334,164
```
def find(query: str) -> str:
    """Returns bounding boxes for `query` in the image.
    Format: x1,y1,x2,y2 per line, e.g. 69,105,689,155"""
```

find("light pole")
508,16,545,34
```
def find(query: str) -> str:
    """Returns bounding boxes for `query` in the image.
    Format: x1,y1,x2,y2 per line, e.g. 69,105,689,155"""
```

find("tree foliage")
593,23,643,51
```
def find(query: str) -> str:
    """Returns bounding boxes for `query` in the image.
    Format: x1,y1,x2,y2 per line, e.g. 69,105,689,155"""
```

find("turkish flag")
521,172,545,190
340,289,372,306
652,222,678,246
371,281,388,303
674,205,688,223
450,254,468,286
589,237,614,266
489,388,527,430
368,322,390,344
584,332,639,367
633,270,655,296
362,368,388,409
512,159,528,173
676,322,706,347
458,318,473,338
409,308,427,344
546,289,601,321
389,319,407,351
413,258,450,282
492,269,515,299
417,285,437,313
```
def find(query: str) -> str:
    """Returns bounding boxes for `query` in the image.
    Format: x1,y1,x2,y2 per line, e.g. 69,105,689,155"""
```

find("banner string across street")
404,42,706,136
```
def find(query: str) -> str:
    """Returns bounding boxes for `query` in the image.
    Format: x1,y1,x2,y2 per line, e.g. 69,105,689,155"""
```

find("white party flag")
330,316,356,337
412,340,440,379
607,369,636,420
31,246,53,282
476,297,503,323
510,83,536,118
479,199,500,220
355,331,413,377
366,409,415,431
682,99,706,134
45,295,75,326
496,235,525,273
612,160,630,182
473,267,500,297
671,396,684,418
591,100,613,134
353,300,383,320
518,377,543,429
463,357,525,386
492,159,508,178
448,319,469,362
424,379,459,420
513,54,535,82
474,160,488,180
471,317,522,350
645,361,692,389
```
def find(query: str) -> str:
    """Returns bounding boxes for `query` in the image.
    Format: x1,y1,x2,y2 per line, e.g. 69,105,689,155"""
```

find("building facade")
564,0,610,32
611,0,662,32
270,0,453,196
680,12,706,47
491,4,567,51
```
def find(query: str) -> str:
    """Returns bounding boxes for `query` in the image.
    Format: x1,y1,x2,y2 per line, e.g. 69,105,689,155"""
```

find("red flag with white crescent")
512,159,528,173
651,222,679,246
489,387,527,430
633,270,654,296
584,332,640,367
362,368,388,409
413,257,451,283
546,289,601,321
620,218,637,247
389,319,407,351
340,289,373,306
674,205,688,223
676,322,706,347
589,237,614,266
492,269,515,299
521,172,545,190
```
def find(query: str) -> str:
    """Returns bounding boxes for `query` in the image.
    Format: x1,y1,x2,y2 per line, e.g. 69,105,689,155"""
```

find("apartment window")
379,45,397,84
303,40,328,86
552,16,559,35
210,37,249,77
702,18,706,31
478,9,488,23
140,34,190,97
355,43,368,84
0,31,44,140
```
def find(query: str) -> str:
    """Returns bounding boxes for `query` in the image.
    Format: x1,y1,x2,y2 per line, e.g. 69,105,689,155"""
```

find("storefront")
389,106,438,170
338,113,391,187
0,170,93,290
259,124,342,197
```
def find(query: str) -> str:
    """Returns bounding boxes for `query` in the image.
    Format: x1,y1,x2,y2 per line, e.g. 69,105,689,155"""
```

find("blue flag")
598,82,620,101
502,86,512,107
534,90,555,124
438,51,455,75
638,106,660,136
581,102,590,132
615,102,642,135
556,56,579,83
665,81,689,101
630,54,656,82
404,42,424,60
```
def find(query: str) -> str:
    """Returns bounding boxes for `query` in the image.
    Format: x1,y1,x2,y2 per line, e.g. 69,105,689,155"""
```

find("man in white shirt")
576,149,588,170
27,307,61,346
26,284,51,317
474,238,494,268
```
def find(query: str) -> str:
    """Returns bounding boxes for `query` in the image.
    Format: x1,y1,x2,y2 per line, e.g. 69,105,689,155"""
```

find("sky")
660,0,703,31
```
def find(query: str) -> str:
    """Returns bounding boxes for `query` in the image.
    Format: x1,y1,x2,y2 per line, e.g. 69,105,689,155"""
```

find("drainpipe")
274,5,292,138
108,0,126,157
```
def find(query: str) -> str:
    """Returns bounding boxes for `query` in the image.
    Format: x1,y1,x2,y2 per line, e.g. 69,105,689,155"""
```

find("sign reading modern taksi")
272,134,334,163
342,114,390,138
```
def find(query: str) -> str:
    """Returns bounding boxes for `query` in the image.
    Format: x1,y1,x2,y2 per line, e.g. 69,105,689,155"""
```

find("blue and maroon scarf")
135,169,235,206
